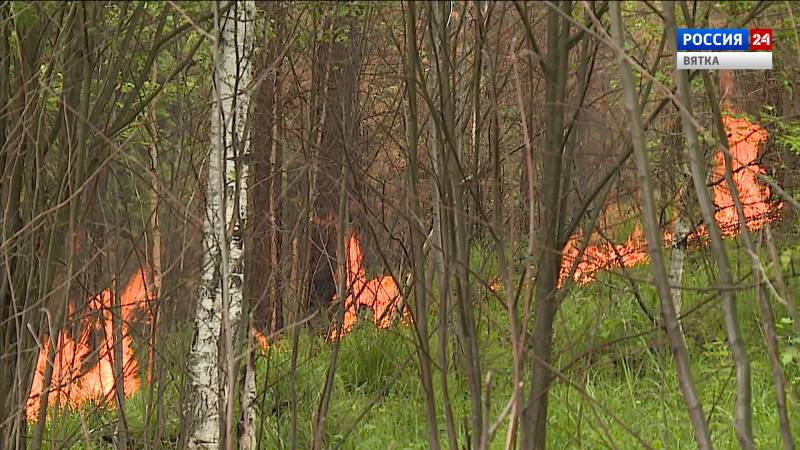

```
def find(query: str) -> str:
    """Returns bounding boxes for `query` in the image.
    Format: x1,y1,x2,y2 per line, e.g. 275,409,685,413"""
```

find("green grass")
30,239,800,449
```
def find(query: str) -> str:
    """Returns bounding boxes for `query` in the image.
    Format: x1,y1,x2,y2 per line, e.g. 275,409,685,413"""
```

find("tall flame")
713,116,775,236
559,116,779,287
253,328,270,351
27,269,154,420
329,232,407,340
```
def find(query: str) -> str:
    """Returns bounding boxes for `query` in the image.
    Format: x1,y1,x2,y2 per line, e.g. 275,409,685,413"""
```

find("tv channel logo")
677,29,772,51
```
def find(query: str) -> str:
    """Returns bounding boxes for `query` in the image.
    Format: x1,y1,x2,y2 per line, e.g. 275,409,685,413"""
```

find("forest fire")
27,269,154,421
328,232,407,340
253,328,270,351
560,225,651,286
559,116,780,287
713,116,776,236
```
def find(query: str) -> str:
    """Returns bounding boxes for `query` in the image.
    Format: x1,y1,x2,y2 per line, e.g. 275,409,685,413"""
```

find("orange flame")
560,226,650,286
559,116,779,287
713,116,777,236
329,232,407,340
27,269,154,420
253,328,270,351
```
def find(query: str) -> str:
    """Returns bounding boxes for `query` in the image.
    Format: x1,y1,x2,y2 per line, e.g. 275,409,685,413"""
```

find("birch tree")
667,117,691,334
187,1,253,448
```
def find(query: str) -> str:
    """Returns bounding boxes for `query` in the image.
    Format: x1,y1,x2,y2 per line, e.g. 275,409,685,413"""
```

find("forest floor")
34,240,800,450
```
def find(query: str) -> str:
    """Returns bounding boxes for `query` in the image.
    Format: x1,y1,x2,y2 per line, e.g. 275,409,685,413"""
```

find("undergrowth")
31,240,800,449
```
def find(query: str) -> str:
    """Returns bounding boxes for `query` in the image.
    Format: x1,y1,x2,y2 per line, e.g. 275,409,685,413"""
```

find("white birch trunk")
668,215,690,330
238,329,258,450
668,139,693,336
188,1,253,449
222,1,253,443
224,0,253,357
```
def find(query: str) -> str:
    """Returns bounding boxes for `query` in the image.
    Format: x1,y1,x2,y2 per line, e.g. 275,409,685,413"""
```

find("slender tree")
666,116,691,334
666,3,754,448
614,3,713,448
403,2,441,448
700,54,794,450
187,1,253,448
521,3,574,448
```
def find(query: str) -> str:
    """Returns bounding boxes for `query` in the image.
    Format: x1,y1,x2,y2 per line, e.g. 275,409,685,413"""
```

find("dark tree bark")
429,1,484,446
403,3,441,448
248,0,282,335
521,3,573,449
700,52,793,450
309,5,364,314
31,5,92,448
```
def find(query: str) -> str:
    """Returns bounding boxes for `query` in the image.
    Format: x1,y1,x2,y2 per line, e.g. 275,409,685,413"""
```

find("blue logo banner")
676,29,749,51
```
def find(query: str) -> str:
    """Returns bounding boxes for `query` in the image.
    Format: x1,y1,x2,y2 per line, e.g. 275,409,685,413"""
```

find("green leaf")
781,347,798,366
780,250,792,270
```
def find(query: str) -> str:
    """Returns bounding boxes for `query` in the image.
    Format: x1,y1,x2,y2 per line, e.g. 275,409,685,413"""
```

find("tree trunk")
310,5,363,317
31,6,92,447
144,69,163,448
312,161,349,450
237,326,258,450
667,117,692,335
521,3,571,449
403,3,441,448
239,2,279,447
187,1,253,448
667,215,689,329
668,4,754,447
110,207,129,450
619,4,714,449
700,59,793,449
424,2,484,446
248,0,280,335
311,4,363,447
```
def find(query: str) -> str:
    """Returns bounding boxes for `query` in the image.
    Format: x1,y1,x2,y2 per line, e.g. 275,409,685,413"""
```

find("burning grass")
24,116,793,448
24,243,800,449
559,115,781,287
27,269,155,421
328,231,408,340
